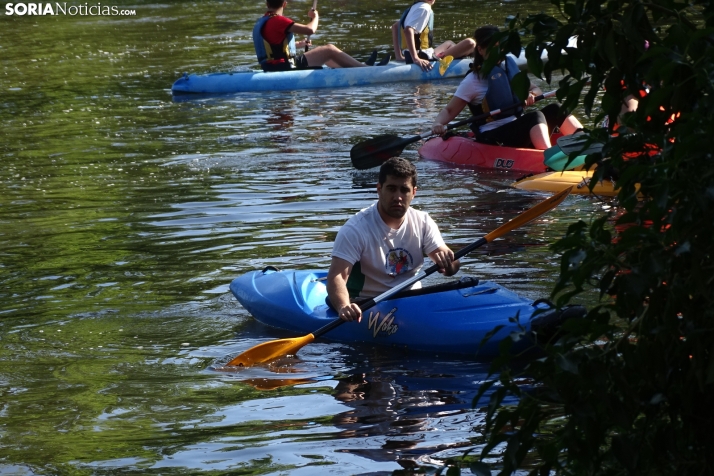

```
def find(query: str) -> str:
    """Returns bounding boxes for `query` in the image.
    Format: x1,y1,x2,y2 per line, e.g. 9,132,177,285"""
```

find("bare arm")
404,27,432,71
431,96,469,135
427,245,461,276
391,22,404,61
288,8,318,36
326,257,363,322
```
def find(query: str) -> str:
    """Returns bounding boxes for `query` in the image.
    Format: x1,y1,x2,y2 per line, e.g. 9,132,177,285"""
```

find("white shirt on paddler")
331,202,445,298
402,2,435,59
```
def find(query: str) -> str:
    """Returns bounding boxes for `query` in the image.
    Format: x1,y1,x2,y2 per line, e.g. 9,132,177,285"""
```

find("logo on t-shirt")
386,248,414,276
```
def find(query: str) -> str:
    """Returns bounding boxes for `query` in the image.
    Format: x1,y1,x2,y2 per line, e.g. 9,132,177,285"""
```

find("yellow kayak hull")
512,171,621,196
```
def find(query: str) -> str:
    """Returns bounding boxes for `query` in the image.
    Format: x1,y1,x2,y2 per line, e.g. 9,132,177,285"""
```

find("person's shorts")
402,48,435,61
261,54,310,72
293,53,310,69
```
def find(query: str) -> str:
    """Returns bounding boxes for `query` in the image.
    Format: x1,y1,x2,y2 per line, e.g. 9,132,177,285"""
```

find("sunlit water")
0,1,610,474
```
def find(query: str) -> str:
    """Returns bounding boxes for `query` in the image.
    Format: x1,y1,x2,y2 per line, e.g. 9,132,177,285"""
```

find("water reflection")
180,346,514,472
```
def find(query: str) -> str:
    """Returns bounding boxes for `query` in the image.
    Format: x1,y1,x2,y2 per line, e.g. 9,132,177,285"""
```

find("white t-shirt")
331,203,445,297
403,2,431,35
402,2,435,58
453,54,520,132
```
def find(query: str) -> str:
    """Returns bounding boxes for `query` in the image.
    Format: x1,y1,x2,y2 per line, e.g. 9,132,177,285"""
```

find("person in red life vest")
253,0,389,72
391,0,476,71
431,25,583,149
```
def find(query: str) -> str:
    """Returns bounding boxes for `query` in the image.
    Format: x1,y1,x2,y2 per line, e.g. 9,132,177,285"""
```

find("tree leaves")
473,0,714,473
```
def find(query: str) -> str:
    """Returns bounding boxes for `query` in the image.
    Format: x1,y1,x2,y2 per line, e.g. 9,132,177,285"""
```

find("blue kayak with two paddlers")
171,50,535,95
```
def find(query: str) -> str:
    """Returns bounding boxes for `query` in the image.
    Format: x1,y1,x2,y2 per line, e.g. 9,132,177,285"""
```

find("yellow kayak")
512,170,621,196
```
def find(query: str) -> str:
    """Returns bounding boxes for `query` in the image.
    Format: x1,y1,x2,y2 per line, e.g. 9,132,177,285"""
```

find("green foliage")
475,0,714,474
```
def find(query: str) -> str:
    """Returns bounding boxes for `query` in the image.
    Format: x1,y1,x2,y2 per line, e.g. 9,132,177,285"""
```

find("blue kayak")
172,59,472,95
229,267,582,357
171,50,536,95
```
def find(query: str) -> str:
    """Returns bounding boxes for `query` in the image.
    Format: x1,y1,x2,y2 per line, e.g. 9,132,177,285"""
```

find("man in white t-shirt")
391,0,475,71
326,157,461,323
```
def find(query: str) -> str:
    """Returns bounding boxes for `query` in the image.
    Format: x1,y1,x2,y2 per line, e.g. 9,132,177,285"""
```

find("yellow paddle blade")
484,186,573,243
226,333,316,367
438,55,454,75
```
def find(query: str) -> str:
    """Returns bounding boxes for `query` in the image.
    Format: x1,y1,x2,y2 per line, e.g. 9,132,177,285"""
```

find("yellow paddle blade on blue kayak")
438,56,454,76
226,333,316,367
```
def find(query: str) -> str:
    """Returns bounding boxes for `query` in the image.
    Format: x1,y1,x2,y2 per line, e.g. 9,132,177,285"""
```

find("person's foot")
365,50,378,66
377,54,391,66
404,51,414,64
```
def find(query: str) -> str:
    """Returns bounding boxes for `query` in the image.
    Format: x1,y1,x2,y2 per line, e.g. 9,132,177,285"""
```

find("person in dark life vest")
254,0,389,72
431,25,583,149
391,0,475,72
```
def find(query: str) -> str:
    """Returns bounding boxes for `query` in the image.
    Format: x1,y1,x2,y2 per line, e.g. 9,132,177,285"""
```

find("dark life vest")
467,55,522,131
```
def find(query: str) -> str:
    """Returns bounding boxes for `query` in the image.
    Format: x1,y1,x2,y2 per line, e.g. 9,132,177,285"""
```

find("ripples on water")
0,1,611,474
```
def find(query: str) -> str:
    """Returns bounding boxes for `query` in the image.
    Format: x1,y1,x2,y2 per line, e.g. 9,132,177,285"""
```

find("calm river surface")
0,1,609,474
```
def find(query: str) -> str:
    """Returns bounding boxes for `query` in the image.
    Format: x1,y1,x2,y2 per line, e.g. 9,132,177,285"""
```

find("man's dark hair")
266,0,284,9
378,157,417,187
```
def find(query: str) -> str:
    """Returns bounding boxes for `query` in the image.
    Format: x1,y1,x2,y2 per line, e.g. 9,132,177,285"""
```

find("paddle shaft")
311,182,569,339
311,238,487,338
305,0,318,52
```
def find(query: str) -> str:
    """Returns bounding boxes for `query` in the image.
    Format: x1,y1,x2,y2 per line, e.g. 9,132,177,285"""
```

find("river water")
0,1,609,474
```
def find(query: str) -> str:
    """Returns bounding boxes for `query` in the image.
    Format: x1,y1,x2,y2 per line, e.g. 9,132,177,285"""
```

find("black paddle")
305,0,317,52
224,186,572,367
350,90,557,170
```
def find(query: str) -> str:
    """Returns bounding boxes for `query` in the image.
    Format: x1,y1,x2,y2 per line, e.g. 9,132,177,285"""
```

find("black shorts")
476,103,569,148
293,53,310,69
261,54,310,72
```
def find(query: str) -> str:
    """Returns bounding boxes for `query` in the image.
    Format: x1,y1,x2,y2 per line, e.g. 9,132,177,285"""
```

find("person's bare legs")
559,115,585,135
304,44,367,68
434,38,476,59
530,124,552,150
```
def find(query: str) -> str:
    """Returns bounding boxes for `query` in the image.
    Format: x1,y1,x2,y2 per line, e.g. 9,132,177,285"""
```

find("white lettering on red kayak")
367,307,399,337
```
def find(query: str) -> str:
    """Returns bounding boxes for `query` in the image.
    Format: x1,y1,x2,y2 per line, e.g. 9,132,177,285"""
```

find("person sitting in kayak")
391,0,476,72
254,0,389,71
326,157,461,323
431,25,583,150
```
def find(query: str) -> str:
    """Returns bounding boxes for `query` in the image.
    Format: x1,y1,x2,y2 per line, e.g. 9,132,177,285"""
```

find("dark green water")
0,1,608,474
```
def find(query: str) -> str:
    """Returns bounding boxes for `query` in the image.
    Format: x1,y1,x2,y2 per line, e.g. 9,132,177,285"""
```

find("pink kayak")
418,133,560,174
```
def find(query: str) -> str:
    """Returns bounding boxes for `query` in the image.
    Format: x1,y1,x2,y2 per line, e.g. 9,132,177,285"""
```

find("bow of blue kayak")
229,267,583,357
